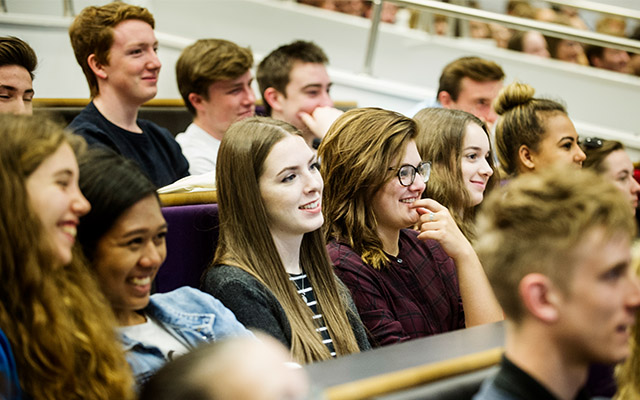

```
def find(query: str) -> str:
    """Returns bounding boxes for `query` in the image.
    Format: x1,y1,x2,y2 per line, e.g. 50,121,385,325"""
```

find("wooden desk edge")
324,347,503,400
158,191,218,207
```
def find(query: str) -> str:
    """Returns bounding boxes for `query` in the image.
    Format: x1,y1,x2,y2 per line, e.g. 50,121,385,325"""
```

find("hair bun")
494,81,535,115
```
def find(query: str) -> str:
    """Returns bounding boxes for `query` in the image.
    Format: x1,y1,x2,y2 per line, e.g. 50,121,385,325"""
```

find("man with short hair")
175,39,255,175
409,56,504,128
0,36,37,115
68,2,188,187
585,44,630,74
257,40,342,149
473,167,640,400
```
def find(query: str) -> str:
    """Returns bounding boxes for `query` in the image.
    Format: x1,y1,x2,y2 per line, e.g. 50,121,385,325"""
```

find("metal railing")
544,0,640,21
364,0,640,75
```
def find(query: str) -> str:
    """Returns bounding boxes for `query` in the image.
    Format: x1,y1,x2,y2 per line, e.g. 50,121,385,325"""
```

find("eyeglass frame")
388,161,432,187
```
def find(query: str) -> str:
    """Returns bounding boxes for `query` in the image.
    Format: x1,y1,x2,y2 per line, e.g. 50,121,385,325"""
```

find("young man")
257,40,342,149
175,39,254,175
585,44,630,74
0,36,37,115
473,167,640,400
409,56,504,128
68,2,188,187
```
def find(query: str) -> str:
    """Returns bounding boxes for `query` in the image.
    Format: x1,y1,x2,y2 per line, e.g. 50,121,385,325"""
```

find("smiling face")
194,70,256,140
461,122,494,207
93,194,167,325
522,31,550,58
259,134,324,243
0,64,34,115
528,113,586,171
555,229,640,365
444,77,503,127
372,140,426,236
98,19,161,105
602,149,640,211
26,143,91,267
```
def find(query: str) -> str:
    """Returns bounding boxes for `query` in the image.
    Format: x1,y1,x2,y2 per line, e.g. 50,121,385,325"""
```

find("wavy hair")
212,116,360,363
414,108,498,239
319,108,417,270
0,114,133,399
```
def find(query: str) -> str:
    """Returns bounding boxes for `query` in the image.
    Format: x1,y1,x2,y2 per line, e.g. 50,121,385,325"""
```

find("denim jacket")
119,286,252,387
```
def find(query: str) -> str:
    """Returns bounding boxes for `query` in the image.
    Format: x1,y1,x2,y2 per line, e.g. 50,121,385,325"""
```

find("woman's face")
93,194,167,324
259,135,324,241
528,114,586,171
372,140,426,234
26,143,91,267
602,149,640,211
555,40,585,64
461,123,494,207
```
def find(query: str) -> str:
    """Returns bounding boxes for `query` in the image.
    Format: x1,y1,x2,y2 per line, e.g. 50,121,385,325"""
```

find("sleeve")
201,271,291,348
331,249,411,347
183,287,254,339
428,241,465,330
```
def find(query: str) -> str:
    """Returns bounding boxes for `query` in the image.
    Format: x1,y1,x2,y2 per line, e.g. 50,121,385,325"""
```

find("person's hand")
298,107,343,139
414,198,473,261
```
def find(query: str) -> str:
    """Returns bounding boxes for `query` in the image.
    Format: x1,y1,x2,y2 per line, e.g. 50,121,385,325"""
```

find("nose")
305,169,324,194
631,176,640,195
147,49,162,70
72,188,91,217
410,171,427,195
244,86,256,105
484,108,498,125
140,240,165,268
574,145,586,164
479,157,494,177
625,272,640,310
319,91,333,108
9,99,31,115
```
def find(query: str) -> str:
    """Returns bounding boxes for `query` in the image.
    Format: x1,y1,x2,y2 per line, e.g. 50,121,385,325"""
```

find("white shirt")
175,122,221,176
119,314,190,361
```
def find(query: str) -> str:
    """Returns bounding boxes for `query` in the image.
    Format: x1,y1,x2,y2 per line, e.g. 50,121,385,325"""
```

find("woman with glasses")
319,108,502,347
494,82,586,177
581,138,640,215
414,108,498,240
202,117,370,364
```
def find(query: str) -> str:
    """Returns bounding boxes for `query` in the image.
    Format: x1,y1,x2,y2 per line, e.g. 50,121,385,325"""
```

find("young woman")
76,149,251,387
414,108,498,239
319,108,502,347
202,117,369,364
0,114,133,400
494,81,586,177
581,138,640,214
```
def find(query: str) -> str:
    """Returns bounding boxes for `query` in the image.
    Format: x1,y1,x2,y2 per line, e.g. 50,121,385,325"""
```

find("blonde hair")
0,114,133,399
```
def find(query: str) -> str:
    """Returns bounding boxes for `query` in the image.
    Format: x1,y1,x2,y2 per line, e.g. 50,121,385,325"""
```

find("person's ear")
87,54,107,80
519,273,561,323
438,91,454,109
263,87,284,113
188,93,205,113
518,144,536,171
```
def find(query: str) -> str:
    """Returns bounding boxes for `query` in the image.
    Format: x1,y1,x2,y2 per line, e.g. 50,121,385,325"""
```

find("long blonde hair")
213,117,361,363
0,114,133,399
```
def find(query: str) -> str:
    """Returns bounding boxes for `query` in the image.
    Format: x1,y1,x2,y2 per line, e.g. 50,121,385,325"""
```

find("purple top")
327,229,465,347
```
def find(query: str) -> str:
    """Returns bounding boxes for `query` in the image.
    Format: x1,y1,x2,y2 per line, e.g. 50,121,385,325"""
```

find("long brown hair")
319,108,416,270
414,108,498,239
0,114,133,399
213,116,360,363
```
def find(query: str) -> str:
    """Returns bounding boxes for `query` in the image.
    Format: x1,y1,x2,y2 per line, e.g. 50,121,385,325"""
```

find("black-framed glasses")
581,137,603,149
388,161,431,187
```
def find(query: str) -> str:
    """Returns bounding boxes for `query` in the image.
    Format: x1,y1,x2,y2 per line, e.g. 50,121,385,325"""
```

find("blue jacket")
120,287,252,386
0,327,21,400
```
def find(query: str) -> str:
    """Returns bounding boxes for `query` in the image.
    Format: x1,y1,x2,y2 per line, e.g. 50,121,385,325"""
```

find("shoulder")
327,240,365,268
202,265,268,296
148,287,226,312
473,376,516,400
137,119,178,142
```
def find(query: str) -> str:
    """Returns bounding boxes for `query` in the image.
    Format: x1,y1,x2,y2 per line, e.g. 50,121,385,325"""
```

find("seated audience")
585,44,630,74
474,167,640,399
0,114,133,400
68,2,189,187
582,138,640,215
494,81,585,177
202,117,370,363
175,39,255,176
76,149,251,387
140,334,309,400
507,30,550,58
414,108,498,239
257,40,343,149
0,36,37,115
545,16,589,66
319,108,502,347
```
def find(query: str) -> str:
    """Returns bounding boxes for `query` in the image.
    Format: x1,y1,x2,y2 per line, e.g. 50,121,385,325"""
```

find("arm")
414,199,503,327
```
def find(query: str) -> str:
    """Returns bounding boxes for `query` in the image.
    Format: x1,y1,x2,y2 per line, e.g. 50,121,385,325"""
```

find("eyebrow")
556,136,576,144
53,170,73,179
276,155,317,176
0,84,34,94
121,223,168,239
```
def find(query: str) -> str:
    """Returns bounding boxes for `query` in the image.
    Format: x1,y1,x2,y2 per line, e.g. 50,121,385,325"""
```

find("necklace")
291,274,308,303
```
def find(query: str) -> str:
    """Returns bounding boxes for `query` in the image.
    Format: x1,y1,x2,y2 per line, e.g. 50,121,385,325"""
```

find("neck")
376,226,400,256
115,308,147,327
193,116,224,141
271,230,304,275
505,320,589,400
93,93,142,133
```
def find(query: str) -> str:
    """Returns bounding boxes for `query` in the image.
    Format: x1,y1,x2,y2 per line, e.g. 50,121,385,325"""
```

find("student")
494,81,586,177
319,108,502,347
202,117,369,363
68,2,188,187
175,39,255,175
414,108,498,239
257,40,343,149
76,149,251,387
474,167,640,400
0,114,133,400
507,30,550,58
0,36,37,115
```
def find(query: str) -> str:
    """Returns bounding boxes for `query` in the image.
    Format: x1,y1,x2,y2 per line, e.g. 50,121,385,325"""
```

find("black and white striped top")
289,273,336,357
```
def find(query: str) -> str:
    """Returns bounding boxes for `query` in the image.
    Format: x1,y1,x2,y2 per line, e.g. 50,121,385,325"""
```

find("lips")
400,197,417,204
299,199,320,210
58,221,78,241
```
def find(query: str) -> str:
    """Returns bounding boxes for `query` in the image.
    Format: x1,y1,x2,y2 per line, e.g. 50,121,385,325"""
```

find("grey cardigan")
201,264,371,352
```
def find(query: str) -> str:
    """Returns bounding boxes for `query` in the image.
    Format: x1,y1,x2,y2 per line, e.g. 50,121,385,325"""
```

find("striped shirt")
289,273,336,357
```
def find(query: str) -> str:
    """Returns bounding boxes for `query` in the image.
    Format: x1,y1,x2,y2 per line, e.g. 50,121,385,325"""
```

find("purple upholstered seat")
156,203,219,293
